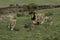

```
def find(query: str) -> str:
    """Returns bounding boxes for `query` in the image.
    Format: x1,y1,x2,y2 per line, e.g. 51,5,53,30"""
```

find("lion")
29,12,53,25
8,17,16,31
0,12,17,31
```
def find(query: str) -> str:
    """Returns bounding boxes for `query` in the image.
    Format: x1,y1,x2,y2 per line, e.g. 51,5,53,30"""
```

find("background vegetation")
0,0,60,40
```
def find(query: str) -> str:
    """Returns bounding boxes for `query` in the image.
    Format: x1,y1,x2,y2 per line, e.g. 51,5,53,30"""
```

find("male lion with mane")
29,12,53,25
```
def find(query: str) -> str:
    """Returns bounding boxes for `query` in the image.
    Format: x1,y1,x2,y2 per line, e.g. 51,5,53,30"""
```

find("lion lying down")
30,12,53,26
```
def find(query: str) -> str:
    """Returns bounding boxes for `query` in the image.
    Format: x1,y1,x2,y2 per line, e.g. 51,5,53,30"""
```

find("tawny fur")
30,13,53,25
0,13,17,31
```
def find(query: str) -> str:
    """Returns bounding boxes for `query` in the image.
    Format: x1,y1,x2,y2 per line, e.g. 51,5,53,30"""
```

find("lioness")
0,13,17,31
30,12,53,25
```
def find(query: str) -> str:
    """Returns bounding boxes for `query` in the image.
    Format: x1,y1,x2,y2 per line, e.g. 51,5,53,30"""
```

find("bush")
53,37,59,40
43,38,50,40
29,11,36,15
27,3,37,11
17,13,24,17
45,12,53,16
9,4,15,7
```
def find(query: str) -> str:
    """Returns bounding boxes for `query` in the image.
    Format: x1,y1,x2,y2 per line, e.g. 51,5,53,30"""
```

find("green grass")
0,0,60,40
0,8,60,40
0,0,60,7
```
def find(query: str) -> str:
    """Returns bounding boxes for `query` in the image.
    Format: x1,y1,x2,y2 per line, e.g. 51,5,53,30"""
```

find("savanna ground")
0,0,60,40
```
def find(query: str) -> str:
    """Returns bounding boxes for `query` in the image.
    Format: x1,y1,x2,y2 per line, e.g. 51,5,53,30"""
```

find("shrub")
17,13,24,17
53,37,59,40
45,12,53,16
29,11,36,15
43,38,50,40
27,3,37,11
9,4,15,7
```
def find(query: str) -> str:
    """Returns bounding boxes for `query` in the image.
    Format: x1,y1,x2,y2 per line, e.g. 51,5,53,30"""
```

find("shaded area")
0,4,60,15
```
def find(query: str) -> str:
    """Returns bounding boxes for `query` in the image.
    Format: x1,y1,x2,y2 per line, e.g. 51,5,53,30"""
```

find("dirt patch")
0,4,60,15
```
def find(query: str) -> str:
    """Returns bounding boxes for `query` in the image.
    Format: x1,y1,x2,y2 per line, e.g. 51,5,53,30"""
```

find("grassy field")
0,0,60,7
0,0,60,40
